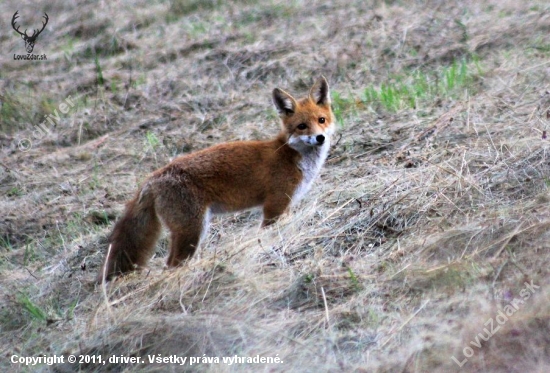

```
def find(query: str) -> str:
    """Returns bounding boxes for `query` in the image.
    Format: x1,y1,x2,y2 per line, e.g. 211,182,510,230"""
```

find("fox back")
97,77,335,282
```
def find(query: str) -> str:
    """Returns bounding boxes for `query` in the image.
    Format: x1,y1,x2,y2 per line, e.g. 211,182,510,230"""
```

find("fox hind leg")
154,183,210,267
166,224,202,267
165,209,210,267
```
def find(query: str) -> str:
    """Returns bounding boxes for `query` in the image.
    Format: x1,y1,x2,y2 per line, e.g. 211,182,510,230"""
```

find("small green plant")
347,267,361,292
454,19,468,42
88,162,102,191
379,83,401,112
145,131,161,151
17,293,48,322
7,186,23,197
94,55,104,86
472,53,483,76
442,58,468,94
237,2,294,26
367,308,380,326
65,299,78,320
304,273,315,284
183,20,209,37
132,73,147,89
23,243,39,265
0,85,40,133
61,36,76,61
168,0,223,21
110,76,121,94
530,36,550,53
0,235,13,251
357,57,478,112
331,91,356,126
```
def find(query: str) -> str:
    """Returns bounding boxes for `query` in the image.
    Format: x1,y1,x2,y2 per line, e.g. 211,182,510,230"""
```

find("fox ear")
273,88,297,116
309,76,330,106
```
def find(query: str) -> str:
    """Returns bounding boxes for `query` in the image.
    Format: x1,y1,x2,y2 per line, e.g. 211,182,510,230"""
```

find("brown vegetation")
1,0,550,372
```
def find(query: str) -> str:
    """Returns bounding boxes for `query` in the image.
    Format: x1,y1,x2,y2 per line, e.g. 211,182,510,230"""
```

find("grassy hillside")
2,0,550,371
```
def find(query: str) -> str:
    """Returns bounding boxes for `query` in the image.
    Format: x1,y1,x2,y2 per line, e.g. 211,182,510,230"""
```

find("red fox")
98,77,335,282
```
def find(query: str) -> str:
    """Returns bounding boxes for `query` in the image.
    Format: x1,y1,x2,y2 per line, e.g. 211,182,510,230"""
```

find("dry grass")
2,0,550,372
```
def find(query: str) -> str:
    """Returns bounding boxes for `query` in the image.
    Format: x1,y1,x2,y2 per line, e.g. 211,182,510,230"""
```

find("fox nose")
316,134,325,144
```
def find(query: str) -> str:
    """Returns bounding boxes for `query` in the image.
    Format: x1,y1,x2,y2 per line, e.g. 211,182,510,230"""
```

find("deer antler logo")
11,10,49,54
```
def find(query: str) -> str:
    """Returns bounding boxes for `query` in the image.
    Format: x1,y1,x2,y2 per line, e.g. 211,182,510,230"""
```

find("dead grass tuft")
2,0,550,372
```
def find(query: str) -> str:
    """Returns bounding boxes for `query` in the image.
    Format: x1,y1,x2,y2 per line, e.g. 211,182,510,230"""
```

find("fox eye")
319,117,325,124
297,123,307,130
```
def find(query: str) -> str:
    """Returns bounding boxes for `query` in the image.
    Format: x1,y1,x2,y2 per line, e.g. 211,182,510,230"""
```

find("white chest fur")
291,140,330,205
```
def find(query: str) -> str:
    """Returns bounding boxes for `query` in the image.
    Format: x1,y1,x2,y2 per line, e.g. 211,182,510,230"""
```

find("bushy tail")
97,186,161,283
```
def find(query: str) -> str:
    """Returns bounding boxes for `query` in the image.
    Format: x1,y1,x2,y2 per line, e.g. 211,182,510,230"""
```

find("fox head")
273,76,335,152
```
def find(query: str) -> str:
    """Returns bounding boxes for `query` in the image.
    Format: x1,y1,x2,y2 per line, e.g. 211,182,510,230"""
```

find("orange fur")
97,77,335,282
